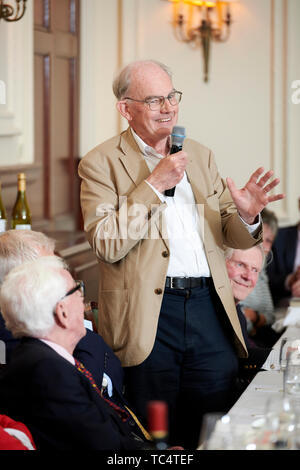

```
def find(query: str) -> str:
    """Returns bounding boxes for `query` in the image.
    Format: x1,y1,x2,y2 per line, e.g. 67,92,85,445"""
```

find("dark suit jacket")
0,338,146,450
267,224,299,305
236,304,271,374
74,328,124,400
0,313,19,364
0,314,124,397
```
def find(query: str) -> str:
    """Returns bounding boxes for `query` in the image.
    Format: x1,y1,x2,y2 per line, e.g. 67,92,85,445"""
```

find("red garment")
0,415,36,450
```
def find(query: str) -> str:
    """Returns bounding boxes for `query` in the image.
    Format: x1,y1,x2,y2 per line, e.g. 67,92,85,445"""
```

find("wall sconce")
0,0,27,22
167,0,238,82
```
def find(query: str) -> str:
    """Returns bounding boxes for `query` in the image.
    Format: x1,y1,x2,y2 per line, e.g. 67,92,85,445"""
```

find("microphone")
164,126,186,197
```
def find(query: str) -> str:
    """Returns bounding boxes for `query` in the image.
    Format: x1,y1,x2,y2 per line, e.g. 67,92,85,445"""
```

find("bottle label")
15,224,31,230
0,219,7,232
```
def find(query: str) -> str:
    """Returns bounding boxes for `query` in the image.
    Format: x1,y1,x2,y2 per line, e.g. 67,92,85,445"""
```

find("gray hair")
112,60,173,100
224,244,265,267
261,208,278,236
0,256,68,338
0,230,55,284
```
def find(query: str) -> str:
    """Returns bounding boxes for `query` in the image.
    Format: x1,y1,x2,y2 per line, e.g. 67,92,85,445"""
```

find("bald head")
113,60,172,100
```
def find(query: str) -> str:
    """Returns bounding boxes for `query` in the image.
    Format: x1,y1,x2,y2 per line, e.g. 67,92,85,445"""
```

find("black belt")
165,276,212,290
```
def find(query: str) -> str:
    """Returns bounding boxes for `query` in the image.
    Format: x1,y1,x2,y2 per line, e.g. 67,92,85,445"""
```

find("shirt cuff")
145,180,166,203
238,212,262,234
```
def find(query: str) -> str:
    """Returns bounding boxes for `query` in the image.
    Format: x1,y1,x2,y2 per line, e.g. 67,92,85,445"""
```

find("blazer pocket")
205,192,220,218
206,191,219,204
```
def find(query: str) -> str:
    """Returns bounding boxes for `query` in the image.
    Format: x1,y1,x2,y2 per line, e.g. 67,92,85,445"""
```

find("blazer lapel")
119,127,169,249
119,128,150,186
184,141,207,205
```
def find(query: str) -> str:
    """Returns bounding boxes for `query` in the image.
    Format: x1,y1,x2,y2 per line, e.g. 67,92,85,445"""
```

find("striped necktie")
74,359,129,422
74,359,151,440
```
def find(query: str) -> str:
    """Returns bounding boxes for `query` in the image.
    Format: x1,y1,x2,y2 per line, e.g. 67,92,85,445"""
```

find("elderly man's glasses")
124,90,182,111
62,280,85,300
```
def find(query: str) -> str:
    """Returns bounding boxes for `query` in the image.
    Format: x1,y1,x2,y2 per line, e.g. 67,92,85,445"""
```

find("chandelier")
167,0,239,82
0,0,27,22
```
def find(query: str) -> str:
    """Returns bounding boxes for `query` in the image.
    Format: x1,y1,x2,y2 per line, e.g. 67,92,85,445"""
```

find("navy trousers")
124,282,238,449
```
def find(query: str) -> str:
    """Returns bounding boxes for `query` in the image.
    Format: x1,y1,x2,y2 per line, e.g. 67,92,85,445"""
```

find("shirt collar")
40,339,75,365
130,128,170,160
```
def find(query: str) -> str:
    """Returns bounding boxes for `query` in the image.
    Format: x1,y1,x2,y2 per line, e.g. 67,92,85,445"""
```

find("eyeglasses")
62,280,85,300
123,90,182,111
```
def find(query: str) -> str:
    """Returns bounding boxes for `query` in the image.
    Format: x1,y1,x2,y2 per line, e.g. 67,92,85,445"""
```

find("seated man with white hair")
0,230,55,362
224,246,274,398
0,230,124,401
0,256,149,450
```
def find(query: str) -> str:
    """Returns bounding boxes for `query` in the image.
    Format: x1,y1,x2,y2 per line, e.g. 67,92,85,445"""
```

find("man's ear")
54,301,68,329
116,100,132,122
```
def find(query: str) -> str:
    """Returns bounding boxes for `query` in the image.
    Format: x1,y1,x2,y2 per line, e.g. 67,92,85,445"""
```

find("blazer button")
162,251,169,258
154,288,163,295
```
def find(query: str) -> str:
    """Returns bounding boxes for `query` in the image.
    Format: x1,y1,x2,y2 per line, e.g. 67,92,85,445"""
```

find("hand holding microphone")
146,126,187,196
164,126,186,197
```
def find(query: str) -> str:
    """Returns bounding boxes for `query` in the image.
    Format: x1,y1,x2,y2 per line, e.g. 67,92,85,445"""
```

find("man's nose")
244,269,257,286
160,97,173,112
241,268,252,281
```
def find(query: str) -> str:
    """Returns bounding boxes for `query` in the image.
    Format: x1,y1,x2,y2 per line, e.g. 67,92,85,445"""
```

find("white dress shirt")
131,128,260,277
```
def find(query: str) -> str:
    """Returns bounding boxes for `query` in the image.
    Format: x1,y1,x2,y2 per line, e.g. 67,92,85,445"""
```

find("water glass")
259,395,296,450
198,413,234,450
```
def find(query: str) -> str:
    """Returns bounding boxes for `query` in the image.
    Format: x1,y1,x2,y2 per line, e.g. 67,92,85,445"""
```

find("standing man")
79,60,284,448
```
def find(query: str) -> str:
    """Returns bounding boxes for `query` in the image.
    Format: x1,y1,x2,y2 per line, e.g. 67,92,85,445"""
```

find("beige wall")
0,1,298,225
0,0,33,167
79,0,300,226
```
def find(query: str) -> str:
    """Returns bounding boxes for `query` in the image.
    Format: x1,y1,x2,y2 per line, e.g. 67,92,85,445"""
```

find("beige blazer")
79,128,262,367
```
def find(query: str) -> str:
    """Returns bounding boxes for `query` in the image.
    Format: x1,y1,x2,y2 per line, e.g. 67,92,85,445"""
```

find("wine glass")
259,394,296,450
279,338,300,371
198,413,234,450
284,350,300,397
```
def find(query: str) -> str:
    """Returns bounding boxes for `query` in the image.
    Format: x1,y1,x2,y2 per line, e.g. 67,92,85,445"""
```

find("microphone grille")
171,126,186,146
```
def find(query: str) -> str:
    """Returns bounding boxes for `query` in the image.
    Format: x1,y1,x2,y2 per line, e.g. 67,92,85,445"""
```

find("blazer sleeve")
207,149,262,248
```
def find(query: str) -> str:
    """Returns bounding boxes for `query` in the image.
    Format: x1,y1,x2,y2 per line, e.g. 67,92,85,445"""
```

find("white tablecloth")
228,325,300,427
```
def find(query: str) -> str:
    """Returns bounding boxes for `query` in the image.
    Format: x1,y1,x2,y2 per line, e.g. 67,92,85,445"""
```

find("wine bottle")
147,400,168,450
0,181,7,233
11,173,32,230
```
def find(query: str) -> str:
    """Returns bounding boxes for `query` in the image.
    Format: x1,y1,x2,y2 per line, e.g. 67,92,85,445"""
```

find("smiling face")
117,63,179,151
226,248,263,303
